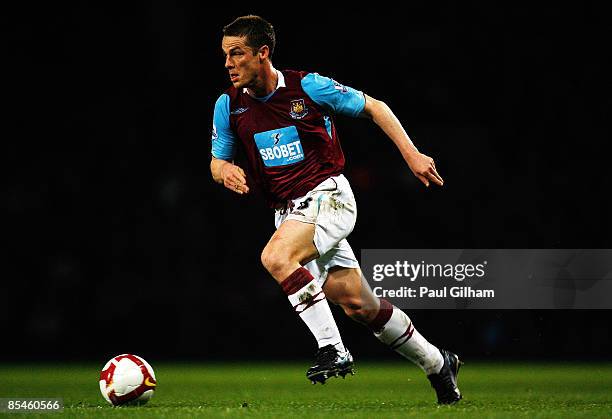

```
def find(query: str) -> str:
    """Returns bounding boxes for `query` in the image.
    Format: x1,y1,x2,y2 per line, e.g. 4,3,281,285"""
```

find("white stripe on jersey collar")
243,69,286,95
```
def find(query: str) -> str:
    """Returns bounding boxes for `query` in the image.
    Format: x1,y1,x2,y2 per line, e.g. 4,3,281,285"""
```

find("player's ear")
258,45,270,61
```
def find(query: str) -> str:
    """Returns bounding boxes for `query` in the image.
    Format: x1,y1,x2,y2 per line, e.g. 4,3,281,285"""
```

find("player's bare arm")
210,157,250,194
361,94,444,188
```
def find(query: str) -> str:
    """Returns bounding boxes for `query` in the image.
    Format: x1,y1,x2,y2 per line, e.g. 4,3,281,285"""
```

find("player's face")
222,36,261,89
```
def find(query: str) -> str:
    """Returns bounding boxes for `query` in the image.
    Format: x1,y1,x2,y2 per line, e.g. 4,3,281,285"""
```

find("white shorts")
274,174,360,286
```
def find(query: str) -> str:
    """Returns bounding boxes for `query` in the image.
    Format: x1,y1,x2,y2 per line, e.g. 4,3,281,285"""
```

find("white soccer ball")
99,354,156,406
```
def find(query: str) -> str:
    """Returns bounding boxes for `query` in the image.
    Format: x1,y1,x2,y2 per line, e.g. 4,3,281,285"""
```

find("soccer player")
210,15,462,404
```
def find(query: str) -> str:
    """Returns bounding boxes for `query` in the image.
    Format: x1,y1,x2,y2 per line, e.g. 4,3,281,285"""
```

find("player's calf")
367,298,463,403
279,267,351,384
368,299,444,374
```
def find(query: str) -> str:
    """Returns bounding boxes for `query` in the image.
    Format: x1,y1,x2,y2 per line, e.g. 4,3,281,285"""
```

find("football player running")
210,15,461,404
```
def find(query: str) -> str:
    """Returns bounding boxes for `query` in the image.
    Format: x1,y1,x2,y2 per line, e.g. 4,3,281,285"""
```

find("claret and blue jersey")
211,70,365,207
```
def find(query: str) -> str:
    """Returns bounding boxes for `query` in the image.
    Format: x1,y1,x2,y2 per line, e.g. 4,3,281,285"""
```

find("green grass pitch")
1,362,611,418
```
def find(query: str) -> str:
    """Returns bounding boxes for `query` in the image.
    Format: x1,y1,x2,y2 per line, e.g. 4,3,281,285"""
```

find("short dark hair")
223,15,276,58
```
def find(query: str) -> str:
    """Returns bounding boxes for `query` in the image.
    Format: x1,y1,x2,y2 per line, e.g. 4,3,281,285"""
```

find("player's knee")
260,246,286,278
339,297,373,324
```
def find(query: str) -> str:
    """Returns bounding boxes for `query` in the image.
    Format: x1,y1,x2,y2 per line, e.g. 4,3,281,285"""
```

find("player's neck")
247,64,278,98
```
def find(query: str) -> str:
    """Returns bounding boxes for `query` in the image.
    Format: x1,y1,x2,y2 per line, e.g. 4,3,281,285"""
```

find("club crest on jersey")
289,99,308,119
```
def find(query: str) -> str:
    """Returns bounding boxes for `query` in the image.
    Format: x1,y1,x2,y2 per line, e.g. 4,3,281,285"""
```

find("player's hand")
406,152,444,188
221,163,250,195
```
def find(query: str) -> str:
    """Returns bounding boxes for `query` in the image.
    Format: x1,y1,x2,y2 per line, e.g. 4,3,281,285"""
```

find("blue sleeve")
211,94,237,160
301,73,366,117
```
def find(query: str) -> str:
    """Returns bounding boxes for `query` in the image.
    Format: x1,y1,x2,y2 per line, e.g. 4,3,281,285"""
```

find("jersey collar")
243,70,285,102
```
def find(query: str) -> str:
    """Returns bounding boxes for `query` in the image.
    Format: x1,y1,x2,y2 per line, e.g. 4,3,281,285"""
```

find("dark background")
4,3,611,362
